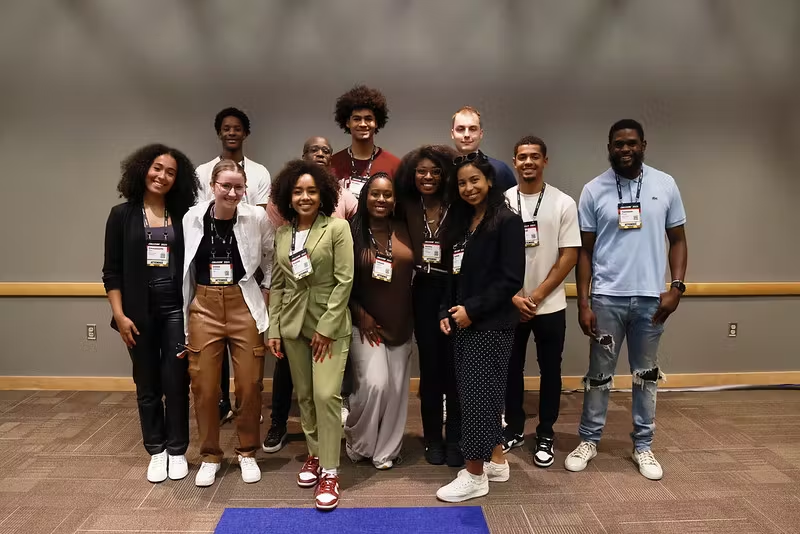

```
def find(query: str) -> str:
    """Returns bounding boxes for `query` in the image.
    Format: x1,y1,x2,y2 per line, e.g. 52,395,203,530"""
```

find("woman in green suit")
267,159,354,511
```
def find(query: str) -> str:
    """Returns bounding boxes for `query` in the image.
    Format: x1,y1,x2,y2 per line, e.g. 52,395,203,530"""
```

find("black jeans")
504,309,566,438
128,278,190,455
269,342,294,426
413,273,461,445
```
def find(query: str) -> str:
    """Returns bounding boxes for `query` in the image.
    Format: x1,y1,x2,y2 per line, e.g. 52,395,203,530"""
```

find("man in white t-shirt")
195,107,271,424
502,136,581,467
195,107,271,208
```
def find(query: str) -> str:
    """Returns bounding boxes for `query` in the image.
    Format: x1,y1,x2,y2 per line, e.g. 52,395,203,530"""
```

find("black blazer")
439,206,525,331
102,201,185,331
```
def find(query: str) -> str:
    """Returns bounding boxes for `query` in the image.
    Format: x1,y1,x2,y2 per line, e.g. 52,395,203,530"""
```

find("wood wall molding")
1,372,797,392
1,282,799,298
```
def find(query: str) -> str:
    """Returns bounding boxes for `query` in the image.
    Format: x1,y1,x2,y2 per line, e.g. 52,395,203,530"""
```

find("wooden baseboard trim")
1,372,797,392
1,282,800,297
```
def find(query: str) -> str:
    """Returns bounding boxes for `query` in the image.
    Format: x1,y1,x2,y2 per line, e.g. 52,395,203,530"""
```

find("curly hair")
270,159,340,222
394,145,458,209
117,143,199,218
441,151,507,249
214,107,251,135
349,172,397,254
334,85,389,134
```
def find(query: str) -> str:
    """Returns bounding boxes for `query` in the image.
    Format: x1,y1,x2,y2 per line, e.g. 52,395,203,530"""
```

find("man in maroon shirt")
330,85,401,199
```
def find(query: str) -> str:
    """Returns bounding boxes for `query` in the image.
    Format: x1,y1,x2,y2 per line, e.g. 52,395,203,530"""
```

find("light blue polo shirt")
578,164,686,297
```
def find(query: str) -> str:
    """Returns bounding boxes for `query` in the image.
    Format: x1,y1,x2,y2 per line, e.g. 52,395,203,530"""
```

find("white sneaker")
632,449,663,480
168,454,188,480
482,460,509,482
238,455,261,483
373,459,393,470
195,461,221,487
564,441,597,472
147,451,168,483
436,469,489,503
341,404,350,427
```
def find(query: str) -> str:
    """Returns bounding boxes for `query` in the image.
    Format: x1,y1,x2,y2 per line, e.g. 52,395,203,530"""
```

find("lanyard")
346,146,377,185
421,197,448,239
291,216,316,252
615,171,643,203
142,206,168,240
516,183,546,222
210,204,235,254
368,226,393,256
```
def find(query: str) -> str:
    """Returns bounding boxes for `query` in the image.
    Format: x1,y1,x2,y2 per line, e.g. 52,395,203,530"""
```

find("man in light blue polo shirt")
564,119,688,481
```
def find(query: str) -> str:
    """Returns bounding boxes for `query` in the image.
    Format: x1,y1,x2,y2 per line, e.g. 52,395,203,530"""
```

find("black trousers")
504,309,566,438
127,278,190,455
269,343,294,425
413,273,461,445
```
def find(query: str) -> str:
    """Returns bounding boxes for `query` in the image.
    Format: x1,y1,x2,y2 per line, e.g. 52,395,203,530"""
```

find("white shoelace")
150,453,167,468
240,457,258,470
198,463,218,476
571,442,595,460
636,450,659,466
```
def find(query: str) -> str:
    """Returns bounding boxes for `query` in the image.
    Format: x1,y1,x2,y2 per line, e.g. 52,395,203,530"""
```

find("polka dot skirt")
453,327,515,462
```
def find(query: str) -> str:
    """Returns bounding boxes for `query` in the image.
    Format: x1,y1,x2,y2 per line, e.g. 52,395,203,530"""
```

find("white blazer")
182,200,275,336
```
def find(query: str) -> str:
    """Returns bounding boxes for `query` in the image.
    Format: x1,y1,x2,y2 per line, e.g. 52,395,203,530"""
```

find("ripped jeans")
578,295,664,451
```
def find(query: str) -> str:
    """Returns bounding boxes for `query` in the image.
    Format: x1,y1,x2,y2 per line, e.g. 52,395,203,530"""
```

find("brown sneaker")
297,455,321,488
314,473,340,511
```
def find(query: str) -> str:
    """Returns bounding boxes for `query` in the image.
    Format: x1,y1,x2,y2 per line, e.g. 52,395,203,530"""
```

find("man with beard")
565,119,688,480
501,136,580,467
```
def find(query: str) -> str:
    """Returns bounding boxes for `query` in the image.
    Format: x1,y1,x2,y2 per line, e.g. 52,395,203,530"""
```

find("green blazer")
268,214,354,341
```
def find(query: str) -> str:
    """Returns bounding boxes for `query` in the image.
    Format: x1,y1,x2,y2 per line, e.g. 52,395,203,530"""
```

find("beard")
609,150,645,175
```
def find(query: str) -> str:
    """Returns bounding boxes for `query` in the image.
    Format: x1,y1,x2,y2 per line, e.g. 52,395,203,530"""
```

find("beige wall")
0,1,798,378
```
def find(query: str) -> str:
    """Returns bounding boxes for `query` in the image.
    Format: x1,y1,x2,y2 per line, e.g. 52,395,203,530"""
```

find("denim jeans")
578,295,664,451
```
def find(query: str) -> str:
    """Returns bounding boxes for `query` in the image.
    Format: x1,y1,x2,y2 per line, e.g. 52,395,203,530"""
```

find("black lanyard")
142,206,168,240
346,146,377,185
421,198,448,239
615,171,643,203
368,226,393,256
291,216,317,253
516,183,546,222
210,204,235,256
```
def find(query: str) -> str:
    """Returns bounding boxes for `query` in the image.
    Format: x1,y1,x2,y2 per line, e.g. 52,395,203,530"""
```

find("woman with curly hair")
102,143,199,483
435,151,525,503
329,85,401,197
395,145,465,467
267,159,354,510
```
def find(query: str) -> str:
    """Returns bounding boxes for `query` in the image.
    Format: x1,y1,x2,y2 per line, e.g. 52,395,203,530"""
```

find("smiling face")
457,163,491,207
346,108,377,142
145,154,177,197
366,176,395,220
218,115,247,153
291,174,321,219
608,128,646,174
212,169,246,209
513,144,548,184
414,157,443,196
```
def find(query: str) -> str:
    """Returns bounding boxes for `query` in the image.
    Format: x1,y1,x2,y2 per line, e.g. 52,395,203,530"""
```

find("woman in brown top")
343,172,415,470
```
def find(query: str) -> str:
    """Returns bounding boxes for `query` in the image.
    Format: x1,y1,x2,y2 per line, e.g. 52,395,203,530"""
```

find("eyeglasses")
215,182,246,194
415,167,442,177
305,145,332,155
453,151,488,166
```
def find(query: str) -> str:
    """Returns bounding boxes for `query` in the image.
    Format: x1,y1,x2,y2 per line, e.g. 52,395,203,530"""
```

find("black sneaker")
262,422,288,453
533,435,555,468
424,441,446,465
501,427,524,453
219,399,234,425
445,442,464,468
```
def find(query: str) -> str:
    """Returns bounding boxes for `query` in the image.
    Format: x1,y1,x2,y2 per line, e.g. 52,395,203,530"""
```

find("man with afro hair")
330,85,401,198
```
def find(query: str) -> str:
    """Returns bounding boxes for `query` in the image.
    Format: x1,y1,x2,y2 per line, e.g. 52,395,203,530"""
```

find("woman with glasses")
344,172,415,470
395,145,464,467
102,144,198,483
267,159,354,511
435,151,525,502
182,159,274,488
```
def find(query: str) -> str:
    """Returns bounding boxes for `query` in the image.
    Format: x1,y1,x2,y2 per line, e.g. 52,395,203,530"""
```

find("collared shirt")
195,156,271,206
182,200,275,335
578,164,686,298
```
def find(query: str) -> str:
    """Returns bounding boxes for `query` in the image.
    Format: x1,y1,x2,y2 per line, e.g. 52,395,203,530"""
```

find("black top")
439,206,525,331
193,204,246,286
402,197,452,276
102,201,185,331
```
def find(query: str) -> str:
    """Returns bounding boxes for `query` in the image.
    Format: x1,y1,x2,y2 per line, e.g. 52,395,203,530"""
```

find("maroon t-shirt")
330,147,401,183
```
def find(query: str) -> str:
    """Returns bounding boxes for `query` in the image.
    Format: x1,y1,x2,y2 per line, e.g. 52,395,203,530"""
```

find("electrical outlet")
728,323,738,337
86,324,97,341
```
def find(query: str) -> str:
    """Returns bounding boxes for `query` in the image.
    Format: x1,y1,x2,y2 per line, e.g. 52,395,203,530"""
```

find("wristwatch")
670,280,686,294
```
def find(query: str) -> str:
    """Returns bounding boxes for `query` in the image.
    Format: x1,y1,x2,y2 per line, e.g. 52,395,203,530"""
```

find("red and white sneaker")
297,455,321,488
315,473,340,510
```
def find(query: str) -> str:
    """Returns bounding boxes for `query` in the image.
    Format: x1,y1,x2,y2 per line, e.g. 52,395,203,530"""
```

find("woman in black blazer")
436,151,525,503
102,144,199,483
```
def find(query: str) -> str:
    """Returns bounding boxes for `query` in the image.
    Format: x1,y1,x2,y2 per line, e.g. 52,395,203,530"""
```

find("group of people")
102,85,688,511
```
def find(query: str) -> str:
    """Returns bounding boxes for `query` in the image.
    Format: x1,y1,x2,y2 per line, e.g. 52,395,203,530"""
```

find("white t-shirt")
292,229,310,254
504,183,581,315
195,156,271,206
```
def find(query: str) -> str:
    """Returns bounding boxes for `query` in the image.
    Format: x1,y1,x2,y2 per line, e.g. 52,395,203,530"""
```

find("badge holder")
348,177,367,198
618,202,643,230
146,240,169,267
452,246,465,274
524,221,540,248
422,239,442,264
372,253,393,282
290,249,313,280
209,256,234,285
